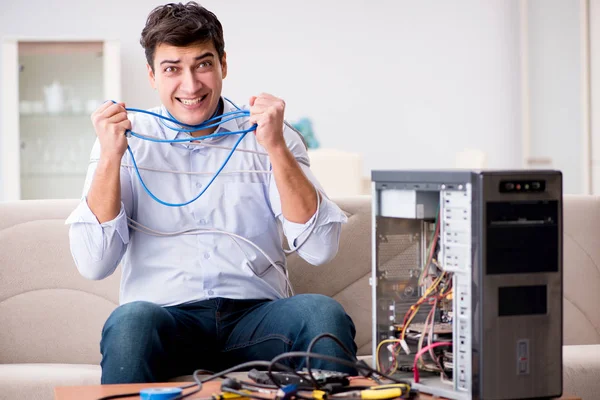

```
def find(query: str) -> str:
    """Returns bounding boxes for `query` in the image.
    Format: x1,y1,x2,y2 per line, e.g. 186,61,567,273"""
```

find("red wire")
413,341,452,383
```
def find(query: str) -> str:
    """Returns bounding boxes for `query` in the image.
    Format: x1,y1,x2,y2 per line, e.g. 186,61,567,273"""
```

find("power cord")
304,332,360,389
173,360,306,400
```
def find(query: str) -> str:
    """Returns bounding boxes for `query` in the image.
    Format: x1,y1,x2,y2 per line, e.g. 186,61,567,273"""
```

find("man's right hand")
91,101,131,161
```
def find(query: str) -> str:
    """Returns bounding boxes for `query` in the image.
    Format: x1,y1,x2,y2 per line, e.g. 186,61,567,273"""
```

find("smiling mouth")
176,94,208,106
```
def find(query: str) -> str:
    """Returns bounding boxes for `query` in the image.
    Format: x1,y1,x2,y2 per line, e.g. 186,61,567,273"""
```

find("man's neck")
191,97,223,138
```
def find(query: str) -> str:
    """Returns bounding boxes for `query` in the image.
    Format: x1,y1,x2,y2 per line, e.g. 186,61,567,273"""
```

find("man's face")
148,41,227,129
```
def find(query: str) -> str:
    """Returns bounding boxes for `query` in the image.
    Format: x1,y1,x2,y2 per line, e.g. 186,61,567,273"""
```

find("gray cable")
127,217,295,297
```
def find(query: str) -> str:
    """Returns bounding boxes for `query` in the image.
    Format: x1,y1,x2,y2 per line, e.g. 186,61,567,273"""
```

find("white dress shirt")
66,98,348,306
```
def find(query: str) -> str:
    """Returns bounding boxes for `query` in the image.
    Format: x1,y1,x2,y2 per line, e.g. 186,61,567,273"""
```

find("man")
66,1,357,384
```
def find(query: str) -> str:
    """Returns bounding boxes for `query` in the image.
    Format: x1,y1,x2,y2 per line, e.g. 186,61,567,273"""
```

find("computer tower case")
371,170,562,399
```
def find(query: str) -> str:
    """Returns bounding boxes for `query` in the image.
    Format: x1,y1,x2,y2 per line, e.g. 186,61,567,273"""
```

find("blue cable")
155,98,246,133
115,98,257,207
125,108,248,133
157,112,250,134
128,128,245,143
127,131,248,207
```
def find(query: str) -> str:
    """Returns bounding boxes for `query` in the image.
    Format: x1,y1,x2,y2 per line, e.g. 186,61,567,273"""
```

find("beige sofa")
0,195,598,400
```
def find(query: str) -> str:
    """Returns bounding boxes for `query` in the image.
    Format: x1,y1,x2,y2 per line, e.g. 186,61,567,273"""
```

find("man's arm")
65,102,133,280
87,101,131,222
250,93,348,265
268,145,318,223
249,94,317,223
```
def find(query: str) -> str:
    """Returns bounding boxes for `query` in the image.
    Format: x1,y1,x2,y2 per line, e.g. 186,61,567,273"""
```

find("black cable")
171,360,305,400
98,348,408,400
268,352,410,387
305,333,358,389
97,393,139,400
224,379,313,400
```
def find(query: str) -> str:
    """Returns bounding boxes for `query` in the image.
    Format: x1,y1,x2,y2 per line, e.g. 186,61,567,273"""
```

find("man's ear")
221,52,228,79
147,64,157,89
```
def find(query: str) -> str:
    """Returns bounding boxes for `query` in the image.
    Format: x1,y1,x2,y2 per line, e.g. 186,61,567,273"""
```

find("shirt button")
204,253,210,259
199,219,206,224
195,182,202,188
208,290,214,296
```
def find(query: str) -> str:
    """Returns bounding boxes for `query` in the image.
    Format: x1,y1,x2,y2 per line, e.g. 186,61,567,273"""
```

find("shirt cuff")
65,197,130,245
281,194,348,244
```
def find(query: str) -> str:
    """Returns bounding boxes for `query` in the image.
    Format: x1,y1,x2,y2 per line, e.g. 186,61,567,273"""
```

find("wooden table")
54,379,582,400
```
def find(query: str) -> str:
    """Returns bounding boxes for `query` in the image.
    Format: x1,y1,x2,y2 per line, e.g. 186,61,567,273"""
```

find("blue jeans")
100,294,358,383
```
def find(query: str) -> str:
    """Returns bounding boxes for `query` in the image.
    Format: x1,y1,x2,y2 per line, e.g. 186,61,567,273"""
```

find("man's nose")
180,69,202,94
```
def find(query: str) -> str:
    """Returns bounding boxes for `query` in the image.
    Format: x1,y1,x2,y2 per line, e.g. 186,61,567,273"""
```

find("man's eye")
165,66,177,73
198,61,213,69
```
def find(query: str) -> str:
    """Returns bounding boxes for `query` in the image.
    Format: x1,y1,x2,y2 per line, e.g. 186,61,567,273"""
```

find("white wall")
0,0,523,199
526,0,585,195
590,0,600,193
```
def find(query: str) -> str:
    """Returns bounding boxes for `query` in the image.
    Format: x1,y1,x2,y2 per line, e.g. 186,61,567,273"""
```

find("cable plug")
321,383,349,395
276,384,299,400
221,378,243,391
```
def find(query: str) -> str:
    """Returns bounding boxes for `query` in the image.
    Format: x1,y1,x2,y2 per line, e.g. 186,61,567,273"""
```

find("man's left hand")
249,93,286,153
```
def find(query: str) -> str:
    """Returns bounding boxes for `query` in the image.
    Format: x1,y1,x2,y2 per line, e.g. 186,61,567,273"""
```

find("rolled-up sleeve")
65,139,133,280
268,125,348,266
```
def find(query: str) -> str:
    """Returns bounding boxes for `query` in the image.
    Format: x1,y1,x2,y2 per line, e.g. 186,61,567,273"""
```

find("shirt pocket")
221,182,273,238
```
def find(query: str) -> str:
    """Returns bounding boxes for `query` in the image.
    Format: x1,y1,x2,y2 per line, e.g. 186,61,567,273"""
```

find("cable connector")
276,384,299,400
400,339,410,355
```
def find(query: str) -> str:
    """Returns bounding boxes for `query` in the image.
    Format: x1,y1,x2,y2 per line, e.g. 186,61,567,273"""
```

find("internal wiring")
412,342,452,383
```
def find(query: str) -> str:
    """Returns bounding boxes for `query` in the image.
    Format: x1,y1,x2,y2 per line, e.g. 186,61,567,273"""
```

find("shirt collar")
161,97,241,143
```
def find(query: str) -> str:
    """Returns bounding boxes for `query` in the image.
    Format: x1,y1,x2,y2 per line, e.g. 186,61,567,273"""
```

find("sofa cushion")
563,344,600,400
0,288,115,365
0,363,100,400
0,200,120,364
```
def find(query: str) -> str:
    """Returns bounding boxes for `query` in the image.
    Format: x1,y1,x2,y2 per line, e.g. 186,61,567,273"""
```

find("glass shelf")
21,173,87,178
2,38,120,200
20,113,91,118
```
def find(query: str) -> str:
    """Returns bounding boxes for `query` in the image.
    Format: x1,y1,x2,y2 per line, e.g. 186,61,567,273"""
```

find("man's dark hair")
140,2,225,71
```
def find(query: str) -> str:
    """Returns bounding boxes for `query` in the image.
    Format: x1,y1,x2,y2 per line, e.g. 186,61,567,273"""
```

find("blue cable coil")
110,98,257,207
139,387,183,400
